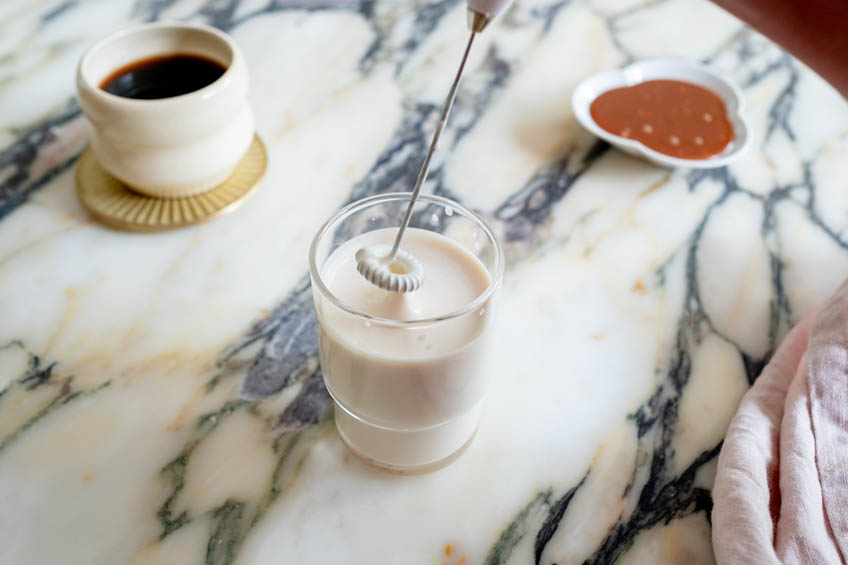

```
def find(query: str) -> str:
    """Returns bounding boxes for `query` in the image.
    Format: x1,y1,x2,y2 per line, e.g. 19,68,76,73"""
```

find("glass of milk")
309,193,503,473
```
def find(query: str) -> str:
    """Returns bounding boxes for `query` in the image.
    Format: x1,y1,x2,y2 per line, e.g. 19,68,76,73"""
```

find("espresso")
99,54,226,100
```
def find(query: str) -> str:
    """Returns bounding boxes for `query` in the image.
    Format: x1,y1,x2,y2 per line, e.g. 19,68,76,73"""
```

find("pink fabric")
713,283,848,564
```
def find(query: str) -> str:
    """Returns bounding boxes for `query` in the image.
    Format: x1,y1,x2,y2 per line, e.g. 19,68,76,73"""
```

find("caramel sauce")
590,79,733,159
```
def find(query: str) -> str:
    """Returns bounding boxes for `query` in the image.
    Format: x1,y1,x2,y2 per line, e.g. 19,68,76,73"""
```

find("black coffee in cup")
99,54,226,100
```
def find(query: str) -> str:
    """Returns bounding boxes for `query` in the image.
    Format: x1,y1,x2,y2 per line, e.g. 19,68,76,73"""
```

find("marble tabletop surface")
2,0,847,563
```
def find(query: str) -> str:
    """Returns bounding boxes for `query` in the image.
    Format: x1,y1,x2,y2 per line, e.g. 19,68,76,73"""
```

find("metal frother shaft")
355,0,513,293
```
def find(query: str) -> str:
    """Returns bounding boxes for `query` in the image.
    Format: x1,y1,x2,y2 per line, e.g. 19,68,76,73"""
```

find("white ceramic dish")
571,58,750,168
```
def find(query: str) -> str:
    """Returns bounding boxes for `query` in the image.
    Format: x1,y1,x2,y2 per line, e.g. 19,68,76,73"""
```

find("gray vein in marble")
41,0,78,24
0,375,112,454
156,397,330,562
586,445,718,563
393,0,460,74
485,489,554,565
0,341,93,454
0,100,81,220
534,473,588,564
496,141,609,246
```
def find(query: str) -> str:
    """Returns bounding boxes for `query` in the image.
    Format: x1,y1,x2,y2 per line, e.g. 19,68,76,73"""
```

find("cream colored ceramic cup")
76,22,254,198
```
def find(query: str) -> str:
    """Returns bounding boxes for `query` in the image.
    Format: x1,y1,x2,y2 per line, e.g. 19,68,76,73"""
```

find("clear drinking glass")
309,193,503,473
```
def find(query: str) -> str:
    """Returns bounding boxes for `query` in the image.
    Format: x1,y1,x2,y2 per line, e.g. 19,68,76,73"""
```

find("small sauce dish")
572,58,750,168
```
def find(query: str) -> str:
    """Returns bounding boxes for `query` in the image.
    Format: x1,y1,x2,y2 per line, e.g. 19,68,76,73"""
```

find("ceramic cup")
76,22,254,198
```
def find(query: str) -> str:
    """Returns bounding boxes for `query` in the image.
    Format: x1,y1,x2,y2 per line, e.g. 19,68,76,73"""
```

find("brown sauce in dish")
589,79,733,159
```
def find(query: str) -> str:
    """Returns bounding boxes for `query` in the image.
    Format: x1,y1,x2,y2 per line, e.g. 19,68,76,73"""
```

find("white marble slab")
0,0,847,563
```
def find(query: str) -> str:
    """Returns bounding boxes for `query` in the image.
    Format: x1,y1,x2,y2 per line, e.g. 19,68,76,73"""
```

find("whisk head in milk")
355,246,424,293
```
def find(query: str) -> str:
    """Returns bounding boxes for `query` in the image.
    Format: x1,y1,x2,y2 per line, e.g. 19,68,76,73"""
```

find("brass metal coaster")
76,135,267,232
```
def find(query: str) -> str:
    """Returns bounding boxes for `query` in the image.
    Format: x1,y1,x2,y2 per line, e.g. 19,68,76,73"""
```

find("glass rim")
308,192,504,327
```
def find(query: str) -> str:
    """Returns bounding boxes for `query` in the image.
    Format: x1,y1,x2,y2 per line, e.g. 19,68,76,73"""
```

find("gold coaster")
76,135,267,232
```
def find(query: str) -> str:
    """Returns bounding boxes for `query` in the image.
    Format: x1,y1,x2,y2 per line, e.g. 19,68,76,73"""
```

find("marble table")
2,0,847,563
